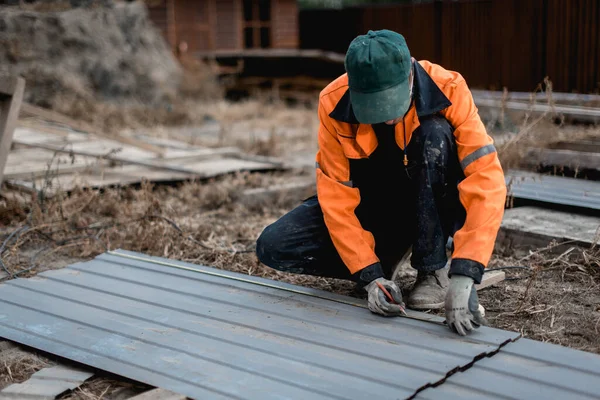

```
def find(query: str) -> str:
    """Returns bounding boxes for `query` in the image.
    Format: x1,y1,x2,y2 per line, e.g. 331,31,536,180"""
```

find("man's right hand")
364,277,406,317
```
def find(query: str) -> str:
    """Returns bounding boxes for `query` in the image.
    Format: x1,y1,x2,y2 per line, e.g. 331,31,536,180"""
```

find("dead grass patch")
479,242,600,353
58,376,150,400
494,81,593,169
0,346,53,390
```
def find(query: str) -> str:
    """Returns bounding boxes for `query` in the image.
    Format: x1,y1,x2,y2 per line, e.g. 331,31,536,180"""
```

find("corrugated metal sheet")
0,250,522,399
1,251,600,399
506,170,600,211
416,338,600,400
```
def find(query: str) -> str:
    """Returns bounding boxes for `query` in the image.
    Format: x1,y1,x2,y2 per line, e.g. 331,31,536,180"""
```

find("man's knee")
256,219,306,273
414,115,454,165
255,224,282,270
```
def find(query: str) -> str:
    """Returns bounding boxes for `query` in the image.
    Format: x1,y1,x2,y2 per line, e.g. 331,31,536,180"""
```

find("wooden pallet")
5,123,283,196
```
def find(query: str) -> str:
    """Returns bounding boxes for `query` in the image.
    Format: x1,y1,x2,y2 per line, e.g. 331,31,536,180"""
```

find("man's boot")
406,264,450,310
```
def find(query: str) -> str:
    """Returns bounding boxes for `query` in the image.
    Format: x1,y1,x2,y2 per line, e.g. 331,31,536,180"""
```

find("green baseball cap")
345,29,412,124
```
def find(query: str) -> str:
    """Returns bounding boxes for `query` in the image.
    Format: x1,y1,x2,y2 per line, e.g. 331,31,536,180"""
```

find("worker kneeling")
255,30,506,336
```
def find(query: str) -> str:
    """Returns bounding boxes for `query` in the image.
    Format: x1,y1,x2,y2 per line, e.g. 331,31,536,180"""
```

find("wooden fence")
299,0,600,93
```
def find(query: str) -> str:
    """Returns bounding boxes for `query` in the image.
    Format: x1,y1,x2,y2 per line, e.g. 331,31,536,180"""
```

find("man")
255,29,506,336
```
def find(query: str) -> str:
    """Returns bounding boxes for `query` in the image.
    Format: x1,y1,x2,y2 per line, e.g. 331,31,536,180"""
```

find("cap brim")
349,80,411,124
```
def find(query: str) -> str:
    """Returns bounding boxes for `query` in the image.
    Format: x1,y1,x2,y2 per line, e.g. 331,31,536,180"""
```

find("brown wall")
300,0,600,93
214,0,243,50
148,0,298,53
172,0,214,51
272,0,299,48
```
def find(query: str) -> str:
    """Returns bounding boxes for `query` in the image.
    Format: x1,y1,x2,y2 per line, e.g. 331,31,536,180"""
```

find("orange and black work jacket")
315,60,506,284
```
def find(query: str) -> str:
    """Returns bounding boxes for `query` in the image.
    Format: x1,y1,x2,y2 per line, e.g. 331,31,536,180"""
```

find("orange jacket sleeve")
441,78,507,283
315,100,380,275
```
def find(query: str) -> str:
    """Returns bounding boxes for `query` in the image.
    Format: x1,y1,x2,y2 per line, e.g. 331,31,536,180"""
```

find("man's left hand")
444,275,488,336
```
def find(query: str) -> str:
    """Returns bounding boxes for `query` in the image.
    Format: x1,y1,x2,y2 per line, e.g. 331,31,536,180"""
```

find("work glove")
444,275,488,336
364,277,406,317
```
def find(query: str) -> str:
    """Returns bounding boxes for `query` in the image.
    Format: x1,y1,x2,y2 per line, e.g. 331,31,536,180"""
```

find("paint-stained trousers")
255,114,466,283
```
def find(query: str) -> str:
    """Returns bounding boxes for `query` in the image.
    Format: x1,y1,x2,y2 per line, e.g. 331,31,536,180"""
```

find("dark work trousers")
255,114,467,282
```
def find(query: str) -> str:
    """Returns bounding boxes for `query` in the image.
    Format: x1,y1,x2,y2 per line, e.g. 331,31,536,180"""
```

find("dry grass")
492,78,600,170
0,346,53,390
0,172,323,285
480,241,600,353
58,376,150,400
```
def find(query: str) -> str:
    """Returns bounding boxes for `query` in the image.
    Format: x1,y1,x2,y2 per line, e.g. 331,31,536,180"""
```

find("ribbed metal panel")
506,170,600,211
416,338,600,400
0,250,522,399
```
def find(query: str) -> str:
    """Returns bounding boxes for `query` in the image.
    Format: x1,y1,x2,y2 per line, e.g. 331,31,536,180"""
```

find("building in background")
146,0,600,96
147,0,299,55
299,0,600,94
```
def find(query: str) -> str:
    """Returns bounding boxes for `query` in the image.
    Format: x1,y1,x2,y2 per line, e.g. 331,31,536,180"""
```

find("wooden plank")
182,157,277,177
547,139,600,154
0,78,20,97
128,388,187,400
0,364,93,400
474,98,600,122
496,206,600,255
523,148,600,171
475,271,506,291
3,148,106,180
0,76,25,188
194,48,346,63
13,140,205,176
133,134,202,150
14,126,90,145
12,156,277,195
471,89,600,104
19,103,166,156
14,128,242,162
13,165,191,195
239,178,315,208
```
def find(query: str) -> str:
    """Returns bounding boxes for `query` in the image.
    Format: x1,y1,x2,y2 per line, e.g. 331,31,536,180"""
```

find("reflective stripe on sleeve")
460,144,496,170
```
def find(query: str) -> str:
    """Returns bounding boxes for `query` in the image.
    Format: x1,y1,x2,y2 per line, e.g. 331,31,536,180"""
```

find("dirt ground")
0,98,599,398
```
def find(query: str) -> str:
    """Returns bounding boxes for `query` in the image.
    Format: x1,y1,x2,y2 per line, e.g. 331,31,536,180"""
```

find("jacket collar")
329,61,452,124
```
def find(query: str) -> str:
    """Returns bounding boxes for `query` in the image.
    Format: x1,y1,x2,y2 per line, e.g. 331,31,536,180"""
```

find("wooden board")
6,122,284,195
474,98,600,122
548,139,600,154
524,148,600,171
16,157,278,195
0,364,93,400
4,147,106,180
239,178,315,208
129,388,187,400
475,271,506,291
0,76,25,187
14,126,90,146
19,103,165,156
497,206,600,254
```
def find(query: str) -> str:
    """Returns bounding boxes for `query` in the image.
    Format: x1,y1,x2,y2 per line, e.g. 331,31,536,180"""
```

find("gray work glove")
444,275,488,336
364,278,406,317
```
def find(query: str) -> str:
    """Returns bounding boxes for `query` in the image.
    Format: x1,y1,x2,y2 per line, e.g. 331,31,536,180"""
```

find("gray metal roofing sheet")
416,338,600,400
505,170,600,210
0,250,597,399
